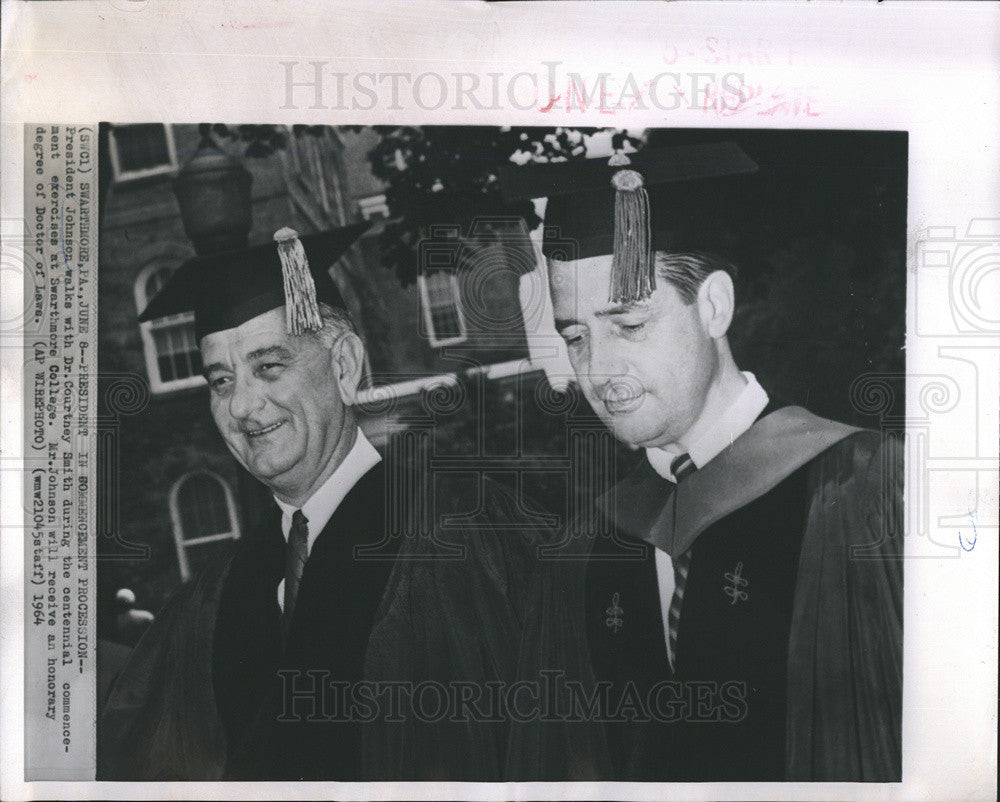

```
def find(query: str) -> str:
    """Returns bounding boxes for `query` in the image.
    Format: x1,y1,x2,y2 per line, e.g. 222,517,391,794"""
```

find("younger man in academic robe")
501,144,903,781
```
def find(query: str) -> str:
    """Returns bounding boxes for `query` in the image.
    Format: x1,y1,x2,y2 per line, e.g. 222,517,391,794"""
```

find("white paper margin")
1,1,997,799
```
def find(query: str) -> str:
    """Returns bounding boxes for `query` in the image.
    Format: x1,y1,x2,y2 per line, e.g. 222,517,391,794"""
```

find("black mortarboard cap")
500,141,758,303
138,222,371,341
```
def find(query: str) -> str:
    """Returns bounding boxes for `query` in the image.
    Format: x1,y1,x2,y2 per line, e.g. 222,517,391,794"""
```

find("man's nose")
586,335,625,394
228,375,266,420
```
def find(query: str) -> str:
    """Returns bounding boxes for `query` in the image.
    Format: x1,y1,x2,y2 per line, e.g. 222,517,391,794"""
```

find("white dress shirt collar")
646,372,769,483
273,428,382,554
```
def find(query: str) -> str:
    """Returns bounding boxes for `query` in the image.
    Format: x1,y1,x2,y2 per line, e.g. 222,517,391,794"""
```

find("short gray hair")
312,302,359,350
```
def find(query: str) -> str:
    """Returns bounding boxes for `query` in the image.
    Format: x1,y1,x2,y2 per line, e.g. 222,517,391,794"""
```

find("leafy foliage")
360,126,641,284
197,123,328,158
198,123,642,285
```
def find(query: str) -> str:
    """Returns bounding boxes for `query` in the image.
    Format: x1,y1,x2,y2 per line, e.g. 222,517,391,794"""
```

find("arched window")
134,263,205,393
169,472,241,581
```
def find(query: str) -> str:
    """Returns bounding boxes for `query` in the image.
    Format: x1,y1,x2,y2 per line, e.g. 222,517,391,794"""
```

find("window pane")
431,306,462,340
424,272,463,342
177,474,232,541
170,328,193,380
157,353,176,383
115,124,171,174
425,272,453,306
151,321,200,385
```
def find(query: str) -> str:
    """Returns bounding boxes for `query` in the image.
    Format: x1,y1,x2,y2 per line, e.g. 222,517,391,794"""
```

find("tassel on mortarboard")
608,153,655,304
273,227,323,335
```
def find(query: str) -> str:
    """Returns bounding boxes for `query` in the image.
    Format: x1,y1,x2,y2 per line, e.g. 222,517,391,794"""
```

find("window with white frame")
134,264,206,393
418,269,468,348
357,194,390,221
169,471,241,581
109,124,178,183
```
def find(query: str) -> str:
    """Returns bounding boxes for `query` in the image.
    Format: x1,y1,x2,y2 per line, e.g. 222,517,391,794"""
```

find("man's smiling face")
550,254,719,449
200,307,348,498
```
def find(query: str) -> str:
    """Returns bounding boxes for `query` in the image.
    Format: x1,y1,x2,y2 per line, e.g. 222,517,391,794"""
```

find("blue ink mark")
959,490,978,552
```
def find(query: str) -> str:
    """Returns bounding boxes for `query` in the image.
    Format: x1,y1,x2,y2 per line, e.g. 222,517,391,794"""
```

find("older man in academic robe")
98,225,550,780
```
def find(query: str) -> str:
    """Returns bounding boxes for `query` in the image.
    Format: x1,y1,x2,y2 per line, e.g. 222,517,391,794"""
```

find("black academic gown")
509,405,903,782
98,463,397,780
585,448,814,780
98,464,553,781
361,473,562,780
213,462,397,780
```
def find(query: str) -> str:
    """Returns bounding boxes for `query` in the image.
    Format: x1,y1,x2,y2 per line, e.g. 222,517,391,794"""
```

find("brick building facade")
95,124,565,631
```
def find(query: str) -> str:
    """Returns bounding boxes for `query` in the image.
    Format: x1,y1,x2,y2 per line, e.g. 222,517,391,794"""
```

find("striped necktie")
671,452,695,483
667,452,696,670
282,509,309,639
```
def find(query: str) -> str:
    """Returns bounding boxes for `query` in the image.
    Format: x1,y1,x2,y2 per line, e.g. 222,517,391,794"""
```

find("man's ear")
697,270,735,339
331,331,366,406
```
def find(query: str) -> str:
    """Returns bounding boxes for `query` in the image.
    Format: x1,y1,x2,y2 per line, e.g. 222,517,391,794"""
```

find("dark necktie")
671,452,695,482
667,452,696,669
282,509,309,639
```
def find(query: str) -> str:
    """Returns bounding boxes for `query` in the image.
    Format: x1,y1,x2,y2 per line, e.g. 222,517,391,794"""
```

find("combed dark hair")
654,251,739,304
